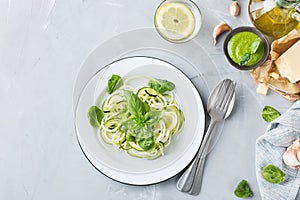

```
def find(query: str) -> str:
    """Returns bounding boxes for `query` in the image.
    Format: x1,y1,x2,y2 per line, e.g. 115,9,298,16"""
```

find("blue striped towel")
256,101,300,200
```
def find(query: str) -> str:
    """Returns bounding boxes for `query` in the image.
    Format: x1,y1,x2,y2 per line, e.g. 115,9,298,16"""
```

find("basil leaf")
262,106,280,122
107,74,123,94
136,127,153,139
87,106,104,128
251,38,262,54
148,78,175,94
145,110,161,125
137,137,155,151
120,119,140,135
135,127,155,151
124,90,146,118
143,102,150,113
240,53,252,66
262,164,285,184
125,133,135,142
234,180,253,198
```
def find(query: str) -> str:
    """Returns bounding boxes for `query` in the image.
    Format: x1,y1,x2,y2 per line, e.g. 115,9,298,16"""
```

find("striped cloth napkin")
256,101,300,200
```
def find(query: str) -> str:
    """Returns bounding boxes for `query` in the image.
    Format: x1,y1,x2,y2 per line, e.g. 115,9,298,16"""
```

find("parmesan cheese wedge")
270,72,280,79
256,83,268,95
275,40,300,83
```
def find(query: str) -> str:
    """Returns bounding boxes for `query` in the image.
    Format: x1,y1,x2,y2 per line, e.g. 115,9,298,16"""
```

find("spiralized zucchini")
96,76,184,159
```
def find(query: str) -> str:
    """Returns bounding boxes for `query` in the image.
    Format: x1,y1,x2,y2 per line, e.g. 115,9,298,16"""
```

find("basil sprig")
239,37,262,66
148,78,175,94
121,90,161,150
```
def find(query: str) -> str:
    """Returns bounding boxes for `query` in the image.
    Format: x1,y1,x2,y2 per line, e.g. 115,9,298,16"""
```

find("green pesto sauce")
227,31,264,66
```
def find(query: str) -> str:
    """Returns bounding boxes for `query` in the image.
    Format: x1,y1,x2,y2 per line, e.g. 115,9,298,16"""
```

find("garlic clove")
229,1,240,17
213,23,231,45
283,147,300,168
297,150,300,162
290,165,300,170
291,139,300,150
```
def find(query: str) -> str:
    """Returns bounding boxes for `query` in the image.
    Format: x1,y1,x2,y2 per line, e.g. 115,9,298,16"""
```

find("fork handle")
188,140,210,195
176,119,217,192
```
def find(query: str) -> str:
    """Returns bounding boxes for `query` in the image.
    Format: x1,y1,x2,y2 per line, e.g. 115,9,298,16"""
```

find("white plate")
75,56,205,185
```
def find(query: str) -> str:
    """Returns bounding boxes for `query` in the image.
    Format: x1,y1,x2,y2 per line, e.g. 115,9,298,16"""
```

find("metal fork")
177,79,236,195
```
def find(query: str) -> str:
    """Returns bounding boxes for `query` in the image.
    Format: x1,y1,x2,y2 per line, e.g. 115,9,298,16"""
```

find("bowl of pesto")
223,26,270,70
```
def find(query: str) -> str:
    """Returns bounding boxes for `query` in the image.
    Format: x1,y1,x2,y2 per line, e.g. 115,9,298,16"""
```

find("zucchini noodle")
97,76,184,159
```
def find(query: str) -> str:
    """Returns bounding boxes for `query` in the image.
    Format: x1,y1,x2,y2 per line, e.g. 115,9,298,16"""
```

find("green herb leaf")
234,180,253,198
87,106,104,128
136,127,153,139
107,74,123,94
124,90,146,118
262,164,285,184
120,119,140,134
125,133,135,142
251,38,262,54
143,102,150,113
145,110,161,125
135,127,155,151
137,136,155,151
262,106,280,122
240,53,252,66
148,78,175,94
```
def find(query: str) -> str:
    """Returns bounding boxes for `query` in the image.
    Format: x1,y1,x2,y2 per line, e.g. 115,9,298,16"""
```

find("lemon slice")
155,2,196,42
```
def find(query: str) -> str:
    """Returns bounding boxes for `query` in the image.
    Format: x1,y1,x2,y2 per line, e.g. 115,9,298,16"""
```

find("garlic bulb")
283,139,300,169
